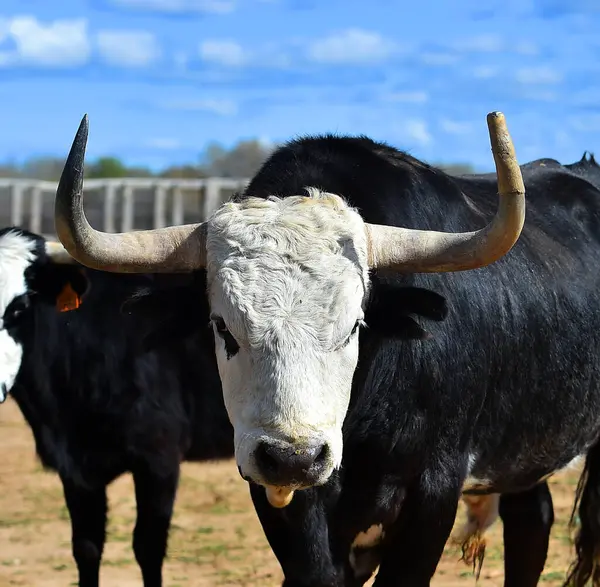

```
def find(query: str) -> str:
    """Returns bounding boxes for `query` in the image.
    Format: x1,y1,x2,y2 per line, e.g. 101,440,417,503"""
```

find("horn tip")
77,114,89,139
486,111,508,136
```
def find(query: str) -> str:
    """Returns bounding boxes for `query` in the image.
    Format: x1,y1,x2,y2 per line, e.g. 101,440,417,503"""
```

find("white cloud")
568,114,600,133
307,28,396,64
382,91,428,104
516,66,562,85
420,52,459,66
1,16,90,67
200,39,246,66
440,119,473,135
454,34,503,53
472,65,497,79
570,87,600,107
108,0,235,14
0,18,8,43
515,40,539,55
96,30,161,67
162,98,238,116
399,119,432,147
146,138,181,150
522,89,558,102
173,50,189,70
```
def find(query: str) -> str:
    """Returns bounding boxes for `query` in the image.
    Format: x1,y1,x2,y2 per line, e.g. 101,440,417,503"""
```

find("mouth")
238,466,297,508
265,485,295,508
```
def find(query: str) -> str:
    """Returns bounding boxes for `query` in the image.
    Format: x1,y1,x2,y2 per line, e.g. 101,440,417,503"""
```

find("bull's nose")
254,439,329,486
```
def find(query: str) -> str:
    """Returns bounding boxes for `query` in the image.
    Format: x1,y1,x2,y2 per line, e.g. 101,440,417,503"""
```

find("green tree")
199,139,275,178
87,157,131,179
159,164,206,179
21,157,65,181
437,163,476,176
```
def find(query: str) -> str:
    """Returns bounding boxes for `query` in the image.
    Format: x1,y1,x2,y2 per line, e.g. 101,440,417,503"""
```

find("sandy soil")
0,397,583,587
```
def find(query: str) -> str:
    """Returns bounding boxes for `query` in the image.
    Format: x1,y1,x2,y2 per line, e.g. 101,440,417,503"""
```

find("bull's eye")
3,294,30,329
211,315,240,359
213,316,228,333
338,319,364,350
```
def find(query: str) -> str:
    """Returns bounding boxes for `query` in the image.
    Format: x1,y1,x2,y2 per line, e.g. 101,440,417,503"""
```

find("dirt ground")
0,397,583,587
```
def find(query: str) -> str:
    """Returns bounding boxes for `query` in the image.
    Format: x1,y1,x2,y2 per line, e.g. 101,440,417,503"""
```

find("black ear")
365,284,448,341
27,262,90,312
121,273,211,351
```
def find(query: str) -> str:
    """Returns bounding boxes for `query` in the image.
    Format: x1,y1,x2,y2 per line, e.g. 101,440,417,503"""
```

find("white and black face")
205,191,370,490
0,230,37,403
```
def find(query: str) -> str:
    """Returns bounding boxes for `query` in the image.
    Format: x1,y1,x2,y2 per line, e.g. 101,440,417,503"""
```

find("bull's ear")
121,275,211,351
27,263,89,313
365,284,448,341
390,287,448,321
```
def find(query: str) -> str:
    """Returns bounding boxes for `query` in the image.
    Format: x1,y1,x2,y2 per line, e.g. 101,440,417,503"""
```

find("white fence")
0,177,251,239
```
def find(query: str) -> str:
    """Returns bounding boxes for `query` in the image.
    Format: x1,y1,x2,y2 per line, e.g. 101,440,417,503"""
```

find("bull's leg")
62,479,108,587
249,482,349,587
499,482,554,587
373,474,461,587
131,465,180,587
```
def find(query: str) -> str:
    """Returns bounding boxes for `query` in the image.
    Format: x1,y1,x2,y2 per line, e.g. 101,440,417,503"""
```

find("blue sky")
0,0,599,172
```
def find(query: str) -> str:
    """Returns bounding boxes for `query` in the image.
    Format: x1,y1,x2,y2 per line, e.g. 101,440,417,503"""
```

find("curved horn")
54,115,207,274
44,241,78,264
365,111,526,272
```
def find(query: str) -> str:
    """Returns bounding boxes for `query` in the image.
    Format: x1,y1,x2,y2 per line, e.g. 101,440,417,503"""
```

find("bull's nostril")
314,443,328,466
256,445,280,475
254,439,329,486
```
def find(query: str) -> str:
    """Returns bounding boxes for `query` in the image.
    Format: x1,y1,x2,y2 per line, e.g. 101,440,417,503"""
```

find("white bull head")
51,112,526,500
206,190,369,488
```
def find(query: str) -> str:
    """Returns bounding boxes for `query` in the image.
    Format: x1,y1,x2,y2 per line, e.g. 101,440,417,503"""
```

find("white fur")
205,189,370,487
0,231,36,400
349,524,385,576
351,524,385,549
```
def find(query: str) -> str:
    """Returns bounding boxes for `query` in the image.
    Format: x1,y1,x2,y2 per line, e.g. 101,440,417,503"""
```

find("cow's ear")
391,287,448,321
365,284,448,341
28,263,90,313
121,281,211,351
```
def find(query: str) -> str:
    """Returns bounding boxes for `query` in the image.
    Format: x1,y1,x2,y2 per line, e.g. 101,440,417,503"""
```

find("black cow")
0,227,233,587
51,113,600,587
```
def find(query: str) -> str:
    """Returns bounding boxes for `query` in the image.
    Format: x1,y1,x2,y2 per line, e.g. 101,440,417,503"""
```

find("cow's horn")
54,114,207,273
365,111,525,272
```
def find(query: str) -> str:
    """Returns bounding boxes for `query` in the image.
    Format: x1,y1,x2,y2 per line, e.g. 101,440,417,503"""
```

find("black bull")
54,126,600,587
226,147,600,587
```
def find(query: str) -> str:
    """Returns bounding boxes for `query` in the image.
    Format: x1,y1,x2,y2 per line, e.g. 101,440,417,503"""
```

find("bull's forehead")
205,191,370,346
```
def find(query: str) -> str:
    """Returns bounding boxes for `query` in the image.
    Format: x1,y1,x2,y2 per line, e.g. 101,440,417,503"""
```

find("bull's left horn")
365,111,525,273
54,115,208,273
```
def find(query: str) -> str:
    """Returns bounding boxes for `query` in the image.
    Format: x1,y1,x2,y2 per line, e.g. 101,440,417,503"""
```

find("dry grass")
0,398,583,587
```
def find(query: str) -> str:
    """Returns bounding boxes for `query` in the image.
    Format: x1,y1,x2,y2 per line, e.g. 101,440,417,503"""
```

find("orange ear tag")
57,283,81,313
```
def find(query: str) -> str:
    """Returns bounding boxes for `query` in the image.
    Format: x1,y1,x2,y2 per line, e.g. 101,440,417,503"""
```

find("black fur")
0,227,233,587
